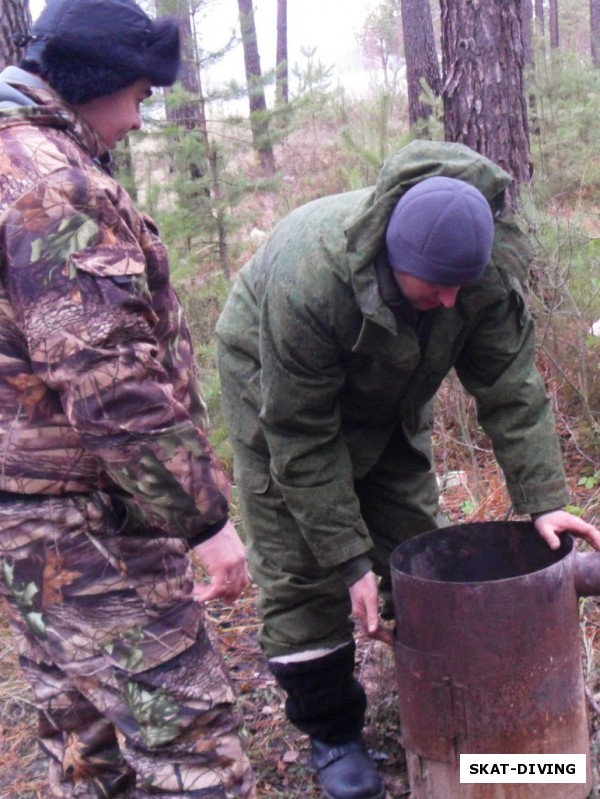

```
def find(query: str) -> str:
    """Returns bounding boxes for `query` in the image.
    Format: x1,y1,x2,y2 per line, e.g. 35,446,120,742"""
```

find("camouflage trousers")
0,491,256,799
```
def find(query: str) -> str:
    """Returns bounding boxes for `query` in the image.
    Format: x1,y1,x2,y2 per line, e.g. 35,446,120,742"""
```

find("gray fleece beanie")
385,176,495,287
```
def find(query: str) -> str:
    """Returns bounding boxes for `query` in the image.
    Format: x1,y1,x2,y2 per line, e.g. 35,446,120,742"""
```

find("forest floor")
1,447,599,799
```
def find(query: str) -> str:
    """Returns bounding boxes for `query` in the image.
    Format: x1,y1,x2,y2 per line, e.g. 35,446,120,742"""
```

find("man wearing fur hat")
0,1,255,797
215,140,600,799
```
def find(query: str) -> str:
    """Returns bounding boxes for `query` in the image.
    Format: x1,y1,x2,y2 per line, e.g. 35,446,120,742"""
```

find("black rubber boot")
269,643,385,797
268,642,367,743
312,737,385,799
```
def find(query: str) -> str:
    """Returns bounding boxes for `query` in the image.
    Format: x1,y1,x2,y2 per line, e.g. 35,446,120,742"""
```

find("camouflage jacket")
0,69,230,543
216,140,570,568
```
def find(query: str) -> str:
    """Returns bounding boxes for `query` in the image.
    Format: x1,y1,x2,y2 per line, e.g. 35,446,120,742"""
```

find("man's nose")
439,287,460,307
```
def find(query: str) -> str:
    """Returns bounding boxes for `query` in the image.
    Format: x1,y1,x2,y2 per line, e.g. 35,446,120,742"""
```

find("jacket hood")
0,66,48,109
343,140,514,321
0,66,108,162
346,140,512,266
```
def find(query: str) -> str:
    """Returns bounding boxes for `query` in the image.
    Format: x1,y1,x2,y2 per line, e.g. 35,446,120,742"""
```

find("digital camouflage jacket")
216,140,570,569
0,71,230,543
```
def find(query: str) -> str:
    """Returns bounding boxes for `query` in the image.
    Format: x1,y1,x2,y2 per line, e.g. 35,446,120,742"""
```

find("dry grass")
0,624,46,799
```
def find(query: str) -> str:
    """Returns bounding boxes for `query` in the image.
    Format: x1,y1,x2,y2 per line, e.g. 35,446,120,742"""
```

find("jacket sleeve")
4,170,230,542
254,252,375,568
455,271,569,515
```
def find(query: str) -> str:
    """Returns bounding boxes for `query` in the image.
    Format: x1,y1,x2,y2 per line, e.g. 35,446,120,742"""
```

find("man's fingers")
367,623,395,647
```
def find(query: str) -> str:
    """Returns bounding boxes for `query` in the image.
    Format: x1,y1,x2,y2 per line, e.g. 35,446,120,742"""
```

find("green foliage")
578,472,600,490
528,51,600,201
565,504,585,518
291,47,336,109
519,191,600,321
459,500,478,517
336,71,421,175
177,272,233,465
412,78,445,142
515,40,600,455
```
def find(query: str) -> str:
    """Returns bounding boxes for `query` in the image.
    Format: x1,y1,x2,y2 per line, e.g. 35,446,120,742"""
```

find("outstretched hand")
534,509,600,551
349,570,395,647
191,520,250,604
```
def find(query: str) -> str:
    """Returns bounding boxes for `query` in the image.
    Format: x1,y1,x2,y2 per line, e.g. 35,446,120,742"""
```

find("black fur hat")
20,0,180,105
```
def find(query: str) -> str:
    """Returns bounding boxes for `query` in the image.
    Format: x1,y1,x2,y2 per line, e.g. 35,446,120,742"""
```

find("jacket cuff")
188,516,229,548
530,508,562,522
338,555,373,587
506,478,569,516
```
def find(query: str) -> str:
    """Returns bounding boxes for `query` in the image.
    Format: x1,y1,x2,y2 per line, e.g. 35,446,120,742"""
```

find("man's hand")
534,509,600,551
191,520,250,604
349,570,394,647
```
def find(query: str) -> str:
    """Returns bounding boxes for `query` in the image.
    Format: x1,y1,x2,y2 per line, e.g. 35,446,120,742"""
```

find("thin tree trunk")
237,0,277,174
549,0,559,48
275,0,288,109
521,0,534,67
184,11,231,277
591,0,600,67
400,0,441,128
112,136,138,202
534,0,545,35
1,0,31,70
441,0,531,210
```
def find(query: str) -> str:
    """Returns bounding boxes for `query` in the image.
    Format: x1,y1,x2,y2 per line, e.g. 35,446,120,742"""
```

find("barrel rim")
390,520,574,586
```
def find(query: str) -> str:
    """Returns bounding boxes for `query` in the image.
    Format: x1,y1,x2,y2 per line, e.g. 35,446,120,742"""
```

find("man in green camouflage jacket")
215,140,600,799
0,1,255,797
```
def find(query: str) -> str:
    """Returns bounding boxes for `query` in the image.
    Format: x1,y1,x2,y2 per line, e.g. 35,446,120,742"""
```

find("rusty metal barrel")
390,520,596,799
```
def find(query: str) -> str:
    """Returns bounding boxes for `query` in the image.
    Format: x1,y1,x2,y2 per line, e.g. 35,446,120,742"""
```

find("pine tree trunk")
591,0,600,67
441,0,531,210
275,0,288,109
521,0,534,66
400,0,441,128
534,0,545,35
163,3,202,131
237,0,277,174
549,0,559,48
0,0,31,70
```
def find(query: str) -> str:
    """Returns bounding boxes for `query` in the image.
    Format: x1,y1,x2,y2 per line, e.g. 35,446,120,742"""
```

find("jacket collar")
0,66,111,166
